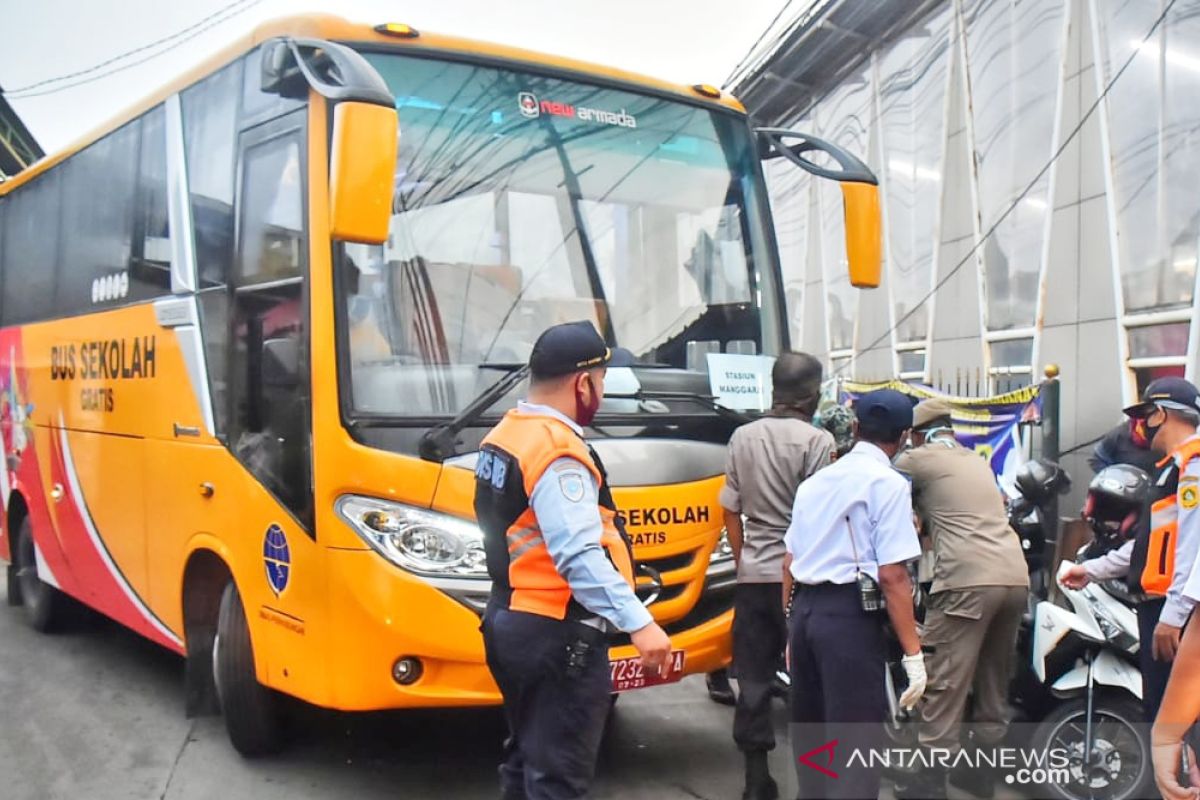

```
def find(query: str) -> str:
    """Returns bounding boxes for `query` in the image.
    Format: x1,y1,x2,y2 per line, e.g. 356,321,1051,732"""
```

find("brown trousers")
918,585,1027,752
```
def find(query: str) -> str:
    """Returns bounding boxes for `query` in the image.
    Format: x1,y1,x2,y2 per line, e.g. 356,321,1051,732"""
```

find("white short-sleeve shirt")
785,441,921,584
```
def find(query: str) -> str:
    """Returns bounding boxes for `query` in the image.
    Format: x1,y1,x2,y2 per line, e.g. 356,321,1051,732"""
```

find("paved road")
0,572,797,800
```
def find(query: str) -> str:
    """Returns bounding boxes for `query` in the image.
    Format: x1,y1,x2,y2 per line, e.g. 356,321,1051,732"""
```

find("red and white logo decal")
518,92,539,118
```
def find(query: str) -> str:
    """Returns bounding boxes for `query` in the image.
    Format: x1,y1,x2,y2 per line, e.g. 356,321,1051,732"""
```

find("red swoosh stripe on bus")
47,417,183,652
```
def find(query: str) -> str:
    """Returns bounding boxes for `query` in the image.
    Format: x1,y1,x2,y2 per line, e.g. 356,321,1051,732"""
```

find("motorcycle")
1021,463,1153,800
887,460,1154,800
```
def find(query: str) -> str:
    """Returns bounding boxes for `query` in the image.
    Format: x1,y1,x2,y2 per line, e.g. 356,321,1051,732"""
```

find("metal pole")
1042,364,1062,549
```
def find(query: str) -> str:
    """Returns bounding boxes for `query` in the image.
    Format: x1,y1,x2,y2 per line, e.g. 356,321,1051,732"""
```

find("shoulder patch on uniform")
476,448,510,490
1183,485,1199,509
559,471,586,502
1182,474,1199,484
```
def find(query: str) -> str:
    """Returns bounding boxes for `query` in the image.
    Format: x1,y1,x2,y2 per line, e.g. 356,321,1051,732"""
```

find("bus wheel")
214,581,281,756
14,517,67,632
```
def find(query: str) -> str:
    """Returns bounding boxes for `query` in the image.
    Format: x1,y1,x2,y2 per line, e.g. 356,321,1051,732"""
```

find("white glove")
899,653,927,711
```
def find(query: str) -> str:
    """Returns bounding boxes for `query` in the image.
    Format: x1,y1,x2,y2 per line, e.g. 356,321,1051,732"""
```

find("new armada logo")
517,91,638,128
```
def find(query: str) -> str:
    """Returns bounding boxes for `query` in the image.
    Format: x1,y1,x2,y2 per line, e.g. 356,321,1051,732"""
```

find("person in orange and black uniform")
1062,377,1200,721
475,321,673,800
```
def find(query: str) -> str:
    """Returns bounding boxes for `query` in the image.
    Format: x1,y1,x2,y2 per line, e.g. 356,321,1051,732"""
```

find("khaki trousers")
918,584,1027,752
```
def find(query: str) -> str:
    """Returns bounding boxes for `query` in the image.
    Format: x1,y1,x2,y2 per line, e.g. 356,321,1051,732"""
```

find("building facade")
0,86,42,181
741,0,1200,487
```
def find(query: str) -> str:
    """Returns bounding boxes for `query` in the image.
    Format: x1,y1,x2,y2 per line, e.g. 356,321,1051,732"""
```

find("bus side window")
229,122,312,532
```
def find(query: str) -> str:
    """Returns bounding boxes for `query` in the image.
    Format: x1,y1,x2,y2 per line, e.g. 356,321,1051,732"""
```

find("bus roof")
0,13,748,197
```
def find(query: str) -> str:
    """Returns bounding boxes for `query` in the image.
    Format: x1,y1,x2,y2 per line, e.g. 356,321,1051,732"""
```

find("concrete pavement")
0,572,783,800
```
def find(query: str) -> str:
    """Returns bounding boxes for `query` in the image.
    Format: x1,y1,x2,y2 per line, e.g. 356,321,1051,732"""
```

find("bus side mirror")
756,128,882,289
330,101,399,245
839,181,882,289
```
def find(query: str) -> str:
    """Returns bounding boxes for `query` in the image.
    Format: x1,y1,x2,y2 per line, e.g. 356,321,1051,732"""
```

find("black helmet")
1014,458,1072,504
1083,464,1150,541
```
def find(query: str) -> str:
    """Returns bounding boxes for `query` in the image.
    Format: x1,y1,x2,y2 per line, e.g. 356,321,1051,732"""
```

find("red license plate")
609,650,686,692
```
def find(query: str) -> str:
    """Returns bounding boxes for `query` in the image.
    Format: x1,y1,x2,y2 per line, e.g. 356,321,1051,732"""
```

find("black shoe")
948,759,995,798
706,669,736,706
743,751,779,800
770,669,790,699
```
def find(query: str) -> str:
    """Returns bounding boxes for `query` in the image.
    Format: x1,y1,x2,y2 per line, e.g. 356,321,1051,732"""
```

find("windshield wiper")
603,389,755,424
418,363,530,462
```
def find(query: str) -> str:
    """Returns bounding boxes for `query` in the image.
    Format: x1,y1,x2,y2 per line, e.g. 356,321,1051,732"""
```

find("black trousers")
733,582,786,753
482,604,611,800
1137,597,1171,722
789,583,887,800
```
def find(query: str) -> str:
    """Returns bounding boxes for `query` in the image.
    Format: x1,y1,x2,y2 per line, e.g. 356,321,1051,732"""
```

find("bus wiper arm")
603,389,755,424
418,363,530,462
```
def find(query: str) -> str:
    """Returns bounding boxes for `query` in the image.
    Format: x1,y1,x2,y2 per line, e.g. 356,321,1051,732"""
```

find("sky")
0,0,800,156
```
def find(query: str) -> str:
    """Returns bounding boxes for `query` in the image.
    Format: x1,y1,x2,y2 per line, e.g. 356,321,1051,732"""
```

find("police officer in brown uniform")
475,321,672,799
893,398,1029,799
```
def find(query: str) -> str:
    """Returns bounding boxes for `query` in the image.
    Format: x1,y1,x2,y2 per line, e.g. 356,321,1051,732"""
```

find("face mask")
1142,409,1166,448
575,376,602,427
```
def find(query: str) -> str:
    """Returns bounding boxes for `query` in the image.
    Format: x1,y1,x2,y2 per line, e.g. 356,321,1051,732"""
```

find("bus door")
222,108,321,681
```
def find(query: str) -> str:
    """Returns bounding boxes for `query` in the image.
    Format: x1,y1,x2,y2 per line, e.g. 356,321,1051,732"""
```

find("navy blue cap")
528,321,634,378
855,388,914,431
1123,376,1200,418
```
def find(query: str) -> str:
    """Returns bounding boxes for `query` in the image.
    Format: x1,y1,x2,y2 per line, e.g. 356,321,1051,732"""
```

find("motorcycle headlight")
1085,594,1138,652
335,495,488,578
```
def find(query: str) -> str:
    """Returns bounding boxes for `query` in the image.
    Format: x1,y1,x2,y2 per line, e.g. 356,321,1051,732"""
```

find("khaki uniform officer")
893,398,1028,800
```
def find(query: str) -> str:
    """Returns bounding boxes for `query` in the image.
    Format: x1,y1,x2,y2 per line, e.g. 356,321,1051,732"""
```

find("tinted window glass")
228,125,310,529
133,105,171,293
182,61,240,288
238,136,303,284
59,120,138,314
241,46,305,125
3,172,61,324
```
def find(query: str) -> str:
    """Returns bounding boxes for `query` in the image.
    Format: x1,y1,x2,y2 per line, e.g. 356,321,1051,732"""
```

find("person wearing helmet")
1081,464,1152,555
1061,376,1200,722
814,403,855,460
891,397,1029,799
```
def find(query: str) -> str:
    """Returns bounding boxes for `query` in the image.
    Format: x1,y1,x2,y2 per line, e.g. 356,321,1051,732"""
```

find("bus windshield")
341,50,781,419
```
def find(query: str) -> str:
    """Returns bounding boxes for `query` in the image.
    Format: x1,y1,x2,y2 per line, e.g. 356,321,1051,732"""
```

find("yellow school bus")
0,15,880,754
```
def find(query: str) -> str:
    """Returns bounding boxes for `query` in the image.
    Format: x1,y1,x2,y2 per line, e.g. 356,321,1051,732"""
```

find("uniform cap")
854,389,914,431
1122,376,1200,418
528,321,634,378
912,397,954,431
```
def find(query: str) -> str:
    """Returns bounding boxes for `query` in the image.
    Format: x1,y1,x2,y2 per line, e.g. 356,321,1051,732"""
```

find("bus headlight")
336,495,488,577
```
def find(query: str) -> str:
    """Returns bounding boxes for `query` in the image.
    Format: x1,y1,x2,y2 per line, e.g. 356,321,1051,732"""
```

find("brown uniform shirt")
894,437,1028,593
718,415,834,583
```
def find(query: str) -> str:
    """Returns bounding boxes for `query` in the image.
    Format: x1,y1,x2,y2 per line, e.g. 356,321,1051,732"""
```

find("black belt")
794,582,856,594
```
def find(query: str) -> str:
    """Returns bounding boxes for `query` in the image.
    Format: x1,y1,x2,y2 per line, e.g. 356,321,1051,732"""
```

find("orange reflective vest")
473,409,636,620
1133,438,1200,597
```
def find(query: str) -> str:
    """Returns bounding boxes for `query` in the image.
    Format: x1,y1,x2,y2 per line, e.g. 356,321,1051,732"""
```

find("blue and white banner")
839,380,1043,484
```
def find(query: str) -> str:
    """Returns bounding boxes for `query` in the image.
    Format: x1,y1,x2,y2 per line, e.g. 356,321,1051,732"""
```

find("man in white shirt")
783,389,926,800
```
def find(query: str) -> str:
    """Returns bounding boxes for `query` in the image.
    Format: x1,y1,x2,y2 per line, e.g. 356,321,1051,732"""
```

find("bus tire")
214,580,281,756
6,561,20,607
14,516,68,632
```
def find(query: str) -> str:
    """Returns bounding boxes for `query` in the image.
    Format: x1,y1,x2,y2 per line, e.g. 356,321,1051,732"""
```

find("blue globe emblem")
263,524,290,596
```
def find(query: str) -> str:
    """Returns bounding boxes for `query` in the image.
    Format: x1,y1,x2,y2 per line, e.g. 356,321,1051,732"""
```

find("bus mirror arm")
755,128,882,289
262,38,394,107
754,128,877,185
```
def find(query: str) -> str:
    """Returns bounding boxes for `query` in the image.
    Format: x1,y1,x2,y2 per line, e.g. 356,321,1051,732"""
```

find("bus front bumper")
322,549,733,711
